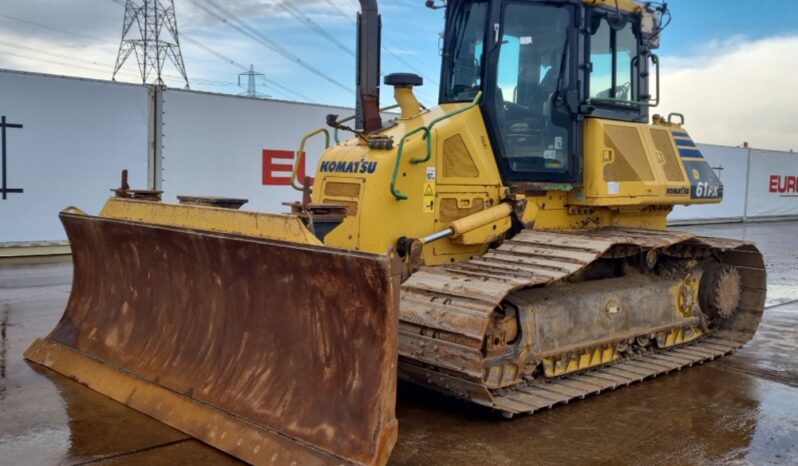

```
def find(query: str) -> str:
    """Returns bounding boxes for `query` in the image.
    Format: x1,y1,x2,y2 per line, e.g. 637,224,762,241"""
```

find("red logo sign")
262,149,306,186
769,175,798,193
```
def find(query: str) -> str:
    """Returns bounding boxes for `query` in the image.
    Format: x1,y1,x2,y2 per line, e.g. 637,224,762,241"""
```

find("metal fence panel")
745,149,798,218
159,89,354,212
0,70,149,243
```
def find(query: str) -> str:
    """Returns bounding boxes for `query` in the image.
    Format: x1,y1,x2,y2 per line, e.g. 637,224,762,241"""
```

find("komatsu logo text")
320,160,378,174
666,187,690,196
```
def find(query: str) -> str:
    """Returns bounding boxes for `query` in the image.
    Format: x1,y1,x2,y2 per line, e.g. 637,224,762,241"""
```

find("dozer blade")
25,212,400,466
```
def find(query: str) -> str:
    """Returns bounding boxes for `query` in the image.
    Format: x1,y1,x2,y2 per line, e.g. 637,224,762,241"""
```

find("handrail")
409,91,482,164
667,112,685,125
649,53,661,106
389,91,482,200
333,104,402,143
589,54,660,108
389,125,430,200
291,128,330,191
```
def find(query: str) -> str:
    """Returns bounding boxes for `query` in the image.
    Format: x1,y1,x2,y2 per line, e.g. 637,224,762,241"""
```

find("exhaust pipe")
356,0,382,133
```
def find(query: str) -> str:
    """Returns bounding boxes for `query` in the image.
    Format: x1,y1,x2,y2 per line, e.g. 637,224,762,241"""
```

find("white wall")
0,70,149,243
746,149,798,218
2,69,798,246
670,144,749,222
159,89,353,212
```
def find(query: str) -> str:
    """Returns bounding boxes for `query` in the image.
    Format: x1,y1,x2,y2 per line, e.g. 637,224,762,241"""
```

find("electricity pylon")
238,65,269,98
112,0,189,87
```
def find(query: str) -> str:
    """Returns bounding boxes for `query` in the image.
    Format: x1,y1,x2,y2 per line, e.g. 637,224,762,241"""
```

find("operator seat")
527,66,557,119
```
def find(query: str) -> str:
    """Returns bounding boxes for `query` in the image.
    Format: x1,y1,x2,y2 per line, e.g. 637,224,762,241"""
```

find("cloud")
0,0,357,97
0,0,120,41
385,46,419,56
659,35,798,152
0,27,119,84
175,0,357,28
11,0,794,143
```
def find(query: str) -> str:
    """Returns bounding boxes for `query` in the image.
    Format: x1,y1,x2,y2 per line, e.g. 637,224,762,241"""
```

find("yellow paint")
576,118,693,206
543,345,618,377
454,217,512,246
309,94,717,265
98,198,321,245
582,0,644,13
449,203,512,236
394,86,422,120
86,91,719,268
670,272,701,318
659,327,703,348
312,103,504,265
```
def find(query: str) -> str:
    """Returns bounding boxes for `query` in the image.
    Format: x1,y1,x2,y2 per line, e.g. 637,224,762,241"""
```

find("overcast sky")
1,0,797,151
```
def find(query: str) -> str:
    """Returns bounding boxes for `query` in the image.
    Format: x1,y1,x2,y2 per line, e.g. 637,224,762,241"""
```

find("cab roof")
583,0,646,14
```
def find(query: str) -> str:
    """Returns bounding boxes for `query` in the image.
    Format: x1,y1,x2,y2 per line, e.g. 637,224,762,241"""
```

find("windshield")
441,0,488,102
493,2,572,178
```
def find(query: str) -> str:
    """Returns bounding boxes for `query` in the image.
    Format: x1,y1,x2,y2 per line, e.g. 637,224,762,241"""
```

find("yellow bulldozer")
26,0,766,465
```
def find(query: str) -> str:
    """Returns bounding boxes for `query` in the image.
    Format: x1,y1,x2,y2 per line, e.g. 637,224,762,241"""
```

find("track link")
491,336,743,415
398,227,767,415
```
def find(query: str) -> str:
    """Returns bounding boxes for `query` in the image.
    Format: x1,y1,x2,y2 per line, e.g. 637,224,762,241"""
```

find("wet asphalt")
1,221,797,465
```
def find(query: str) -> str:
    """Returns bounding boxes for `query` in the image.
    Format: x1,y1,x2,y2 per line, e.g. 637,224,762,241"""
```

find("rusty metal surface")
398,226,767,414
24,212,401,466
176,195,248,209
512,272,700,355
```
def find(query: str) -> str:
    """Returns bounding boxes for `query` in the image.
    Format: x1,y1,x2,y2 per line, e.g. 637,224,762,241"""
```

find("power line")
301,1,439,105
0,41,115,70
0,13,109,44
323,0,356,20
0,48,151,82
0,14,308,97
120,0,434,103
0,11,226,64
179,34,318,103
6,0,343,103
179,35,251,73
319,1,438,104
325,0,439,87
0,41,235,87
188,0,354,94
264,76,318,103
277,1,355,57
103,0,318,102
2,3,434,106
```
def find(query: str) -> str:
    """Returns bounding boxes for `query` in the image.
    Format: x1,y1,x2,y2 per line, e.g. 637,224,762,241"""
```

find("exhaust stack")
356,0,382,133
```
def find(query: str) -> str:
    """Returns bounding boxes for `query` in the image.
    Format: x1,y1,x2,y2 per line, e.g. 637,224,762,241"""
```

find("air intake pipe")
356,0,382,133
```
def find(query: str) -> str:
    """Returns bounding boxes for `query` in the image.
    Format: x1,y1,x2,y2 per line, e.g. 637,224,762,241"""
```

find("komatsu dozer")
26,0,766,464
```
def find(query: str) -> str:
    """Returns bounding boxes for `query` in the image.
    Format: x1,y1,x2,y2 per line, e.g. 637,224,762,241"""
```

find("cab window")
590,15,639,102
441,0,488,102
493,2,572,178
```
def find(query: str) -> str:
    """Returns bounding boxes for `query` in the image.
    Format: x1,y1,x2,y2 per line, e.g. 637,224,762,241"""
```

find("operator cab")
439,0,664,185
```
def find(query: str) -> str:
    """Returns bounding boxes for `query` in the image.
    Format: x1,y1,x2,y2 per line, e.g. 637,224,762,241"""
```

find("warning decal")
423,181,435,213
